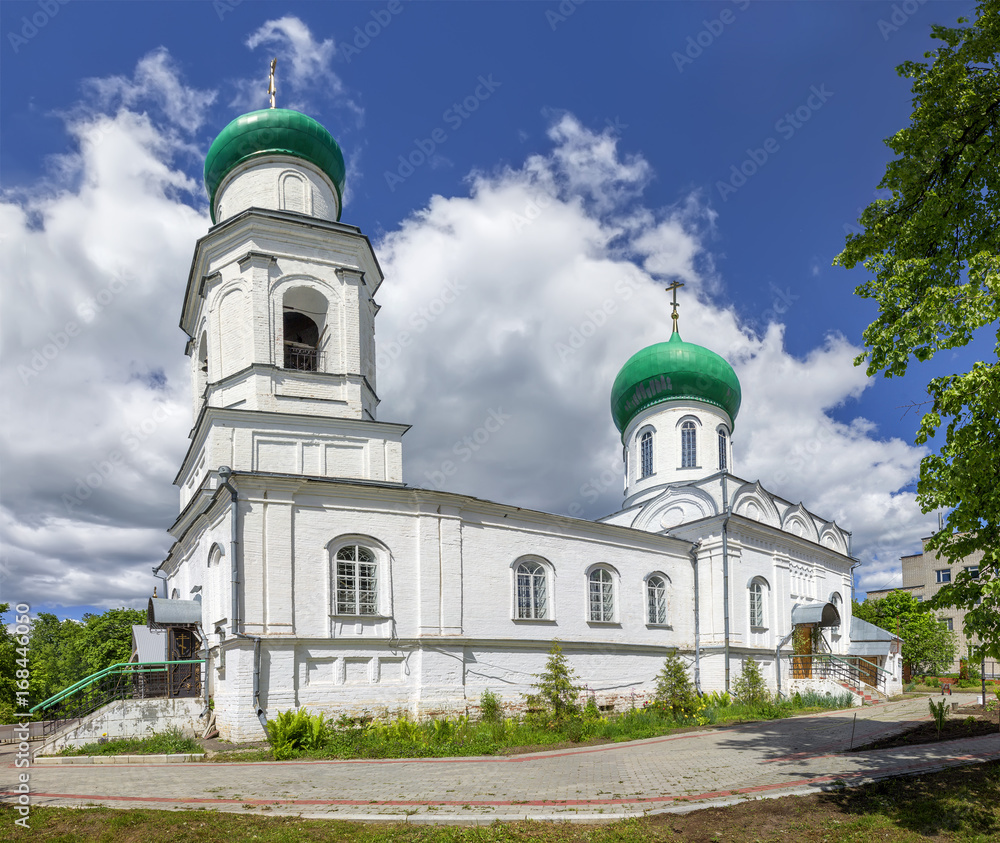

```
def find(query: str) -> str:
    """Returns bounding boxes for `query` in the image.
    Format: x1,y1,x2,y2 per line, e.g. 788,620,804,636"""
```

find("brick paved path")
5,694,1000,822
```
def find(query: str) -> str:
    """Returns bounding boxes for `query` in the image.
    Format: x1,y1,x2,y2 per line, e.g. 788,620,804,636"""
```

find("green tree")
0,604,20,723
732,658,771,710
834,1,1000,661
654,651,699,719
853,593,957,674
80,608,145,673
528,641,580,718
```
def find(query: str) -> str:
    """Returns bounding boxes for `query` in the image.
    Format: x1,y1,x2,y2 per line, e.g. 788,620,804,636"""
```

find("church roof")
610,331,742,436
204,108,346,224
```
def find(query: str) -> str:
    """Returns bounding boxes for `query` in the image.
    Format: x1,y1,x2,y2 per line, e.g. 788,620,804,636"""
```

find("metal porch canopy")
790,602,841,628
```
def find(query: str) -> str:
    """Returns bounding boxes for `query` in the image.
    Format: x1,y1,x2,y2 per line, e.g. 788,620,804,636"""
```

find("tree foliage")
528,641,580,718
732,658,770,710
853,593,957,674
0,604,20,723
834,1,1000,660
653,651,699,719
26,608,145,707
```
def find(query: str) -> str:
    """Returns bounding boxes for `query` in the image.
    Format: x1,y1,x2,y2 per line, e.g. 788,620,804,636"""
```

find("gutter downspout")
234,633,269,737
721,474,731,692
151,566,168,599
689,540,702,694
217,466,240,636
775,628,796,699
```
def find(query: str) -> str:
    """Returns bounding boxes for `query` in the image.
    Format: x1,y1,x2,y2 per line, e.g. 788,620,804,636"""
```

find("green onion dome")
204,109,346,223
611,332,742,436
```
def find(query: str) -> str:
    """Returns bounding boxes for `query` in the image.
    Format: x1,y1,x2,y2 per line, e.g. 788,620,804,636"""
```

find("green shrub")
479,689,503,723
654,651,700,719
528,641,580,718
266,708,327,759
732,658,771,710
929,697,948,738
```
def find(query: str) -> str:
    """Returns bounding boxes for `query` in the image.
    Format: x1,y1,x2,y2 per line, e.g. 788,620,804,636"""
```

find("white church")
153,103,902,741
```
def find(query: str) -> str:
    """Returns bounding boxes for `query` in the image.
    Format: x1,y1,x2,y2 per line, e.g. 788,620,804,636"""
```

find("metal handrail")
30,660,205,713
787,652,890,694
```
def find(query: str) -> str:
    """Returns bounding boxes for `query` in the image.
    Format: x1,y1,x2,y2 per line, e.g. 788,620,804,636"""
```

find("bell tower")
174,103,407,507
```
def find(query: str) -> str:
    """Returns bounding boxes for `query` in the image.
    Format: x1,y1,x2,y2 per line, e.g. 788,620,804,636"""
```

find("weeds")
56,727,202,757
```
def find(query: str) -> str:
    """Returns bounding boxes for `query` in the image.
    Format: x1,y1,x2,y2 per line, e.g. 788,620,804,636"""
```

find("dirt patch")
849,703,999,752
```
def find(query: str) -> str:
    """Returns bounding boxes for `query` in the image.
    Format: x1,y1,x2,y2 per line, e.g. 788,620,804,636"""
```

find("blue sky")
0,0,985,620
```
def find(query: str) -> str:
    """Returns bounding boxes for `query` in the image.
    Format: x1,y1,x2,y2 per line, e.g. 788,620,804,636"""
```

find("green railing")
788,653,892,695
30,660,204,734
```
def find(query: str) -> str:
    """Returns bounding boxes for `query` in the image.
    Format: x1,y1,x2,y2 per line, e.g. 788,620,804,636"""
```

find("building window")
681,421,697,468
915,595,924,602
936,569,951,584
718,428,728,471
749,580,766,628
941,617,954,631
964,566,979,579
515,560,548,619
830,592,842,633
282,286,328,372
589,568,614,622
640,431,653,478
335,545,378,615
647,575,667,625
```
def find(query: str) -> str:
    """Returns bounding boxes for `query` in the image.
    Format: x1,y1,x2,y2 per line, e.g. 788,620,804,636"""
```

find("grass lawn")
4,760,999,841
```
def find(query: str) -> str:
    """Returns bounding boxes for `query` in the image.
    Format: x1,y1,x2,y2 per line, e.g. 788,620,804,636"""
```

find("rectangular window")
935,569,951,584
964,566,979,579
749,585,763,628
941,617,954,631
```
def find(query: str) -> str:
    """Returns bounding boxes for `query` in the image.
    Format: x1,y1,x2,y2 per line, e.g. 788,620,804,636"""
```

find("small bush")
654,651,700,720
57,727,201,757
528,641,580,719
479,689,503,723
266,709,327,759
732,658,771,710
929,697,948,738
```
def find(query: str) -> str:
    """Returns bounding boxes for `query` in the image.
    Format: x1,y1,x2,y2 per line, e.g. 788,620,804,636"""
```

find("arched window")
830,592,842,634
515,560,548,619
589,568,615,622
718,428,728,471
681,421,697,468
647,575,667,625
282,286,328,372
640,431,653,478
749,579,767,628
335,545,378,615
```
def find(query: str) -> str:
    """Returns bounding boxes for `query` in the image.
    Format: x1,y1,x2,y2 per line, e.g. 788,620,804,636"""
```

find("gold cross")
666,280,684,333
268,59,277,109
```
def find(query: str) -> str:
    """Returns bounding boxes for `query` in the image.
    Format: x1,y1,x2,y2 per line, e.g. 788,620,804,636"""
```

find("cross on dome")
268,59,277,109
665,280,684,333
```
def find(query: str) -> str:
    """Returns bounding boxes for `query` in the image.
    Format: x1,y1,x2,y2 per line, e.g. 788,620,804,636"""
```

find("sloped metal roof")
847,616,900,657
147,598,202,628
791,602,841,628
131,625,167,663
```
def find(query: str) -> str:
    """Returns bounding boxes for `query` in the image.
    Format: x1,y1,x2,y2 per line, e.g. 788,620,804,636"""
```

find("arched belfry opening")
282,286,328,371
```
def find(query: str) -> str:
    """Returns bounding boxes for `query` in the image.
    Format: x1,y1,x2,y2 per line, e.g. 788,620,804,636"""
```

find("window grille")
681,421,697,468
640,431,653,478
749,581,764,627
335,545,378,615
515,561,547,619
647,575,667,624
589,569,614,622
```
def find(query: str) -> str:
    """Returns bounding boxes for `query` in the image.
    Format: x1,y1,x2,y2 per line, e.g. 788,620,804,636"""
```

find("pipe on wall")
689,540,702,694
217,466,240,636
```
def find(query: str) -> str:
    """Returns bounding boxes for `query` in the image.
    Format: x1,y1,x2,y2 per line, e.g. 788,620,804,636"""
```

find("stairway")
839,681,885,705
